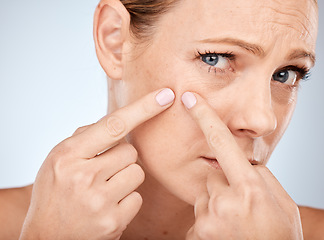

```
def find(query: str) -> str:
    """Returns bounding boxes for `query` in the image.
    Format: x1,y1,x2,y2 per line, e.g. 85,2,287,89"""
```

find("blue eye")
272,70,297,85
200,52,231,70
202,54,219,66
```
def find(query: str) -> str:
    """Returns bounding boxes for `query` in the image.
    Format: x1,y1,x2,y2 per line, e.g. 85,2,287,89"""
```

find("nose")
226,77,277,138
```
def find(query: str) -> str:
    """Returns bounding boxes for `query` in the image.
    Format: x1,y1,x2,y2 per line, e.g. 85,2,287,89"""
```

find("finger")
207,172,229,196
106,163,145,203
90,143,138,182
186,226,198,240
118,191,143,224
181,92,254,186
72,124,93,136
68,88,175,159
194,191,209,218
254,165,293,202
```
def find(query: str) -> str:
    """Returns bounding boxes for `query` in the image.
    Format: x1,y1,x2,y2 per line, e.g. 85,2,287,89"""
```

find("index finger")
68,88,175,159
181,91,254,185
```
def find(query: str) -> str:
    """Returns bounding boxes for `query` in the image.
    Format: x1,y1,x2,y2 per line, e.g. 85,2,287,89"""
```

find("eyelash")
196,50,311,82
280,65,311,82
197,50,236,60
196,50,235,73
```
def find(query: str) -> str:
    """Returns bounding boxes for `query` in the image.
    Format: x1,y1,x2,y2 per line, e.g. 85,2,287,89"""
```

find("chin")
141,159,214,206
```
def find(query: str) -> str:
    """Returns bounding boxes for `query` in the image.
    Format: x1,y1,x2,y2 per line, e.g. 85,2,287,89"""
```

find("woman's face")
116,0,318,204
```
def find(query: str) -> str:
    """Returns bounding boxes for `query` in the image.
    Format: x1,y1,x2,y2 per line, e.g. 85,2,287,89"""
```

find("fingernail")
155,88,175,106
181,92,197,109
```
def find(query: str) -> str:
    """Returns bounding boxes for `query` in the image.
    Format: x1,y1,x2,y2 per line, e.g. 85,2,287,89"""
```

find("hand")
19,88,175,240
182,92,303,240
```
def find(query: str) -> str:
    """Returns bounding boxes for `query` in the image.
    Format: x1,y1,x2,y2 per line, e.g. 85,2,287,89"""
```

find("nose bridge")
230,71,277,138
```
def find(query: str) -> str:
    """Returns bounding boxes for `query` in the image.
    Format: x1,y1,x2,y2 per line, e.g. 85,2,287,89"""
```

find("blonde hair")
120,0,179,41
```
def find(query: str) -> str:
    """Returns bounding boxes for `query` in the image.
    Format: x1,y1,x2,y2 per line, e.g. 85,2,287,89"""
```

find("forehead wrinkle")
266,20,307,36
261,5,314,39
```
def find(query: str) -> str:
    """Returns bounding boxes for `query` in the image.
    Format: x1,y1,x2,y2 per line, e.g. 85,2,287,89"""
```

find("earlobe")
93,0,130,80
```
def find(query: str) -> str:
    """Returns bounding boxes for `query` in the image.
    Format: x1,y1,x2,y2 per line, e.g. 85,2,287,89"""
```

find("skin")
106,0,317,238
0,0,323,239
102,0,319,238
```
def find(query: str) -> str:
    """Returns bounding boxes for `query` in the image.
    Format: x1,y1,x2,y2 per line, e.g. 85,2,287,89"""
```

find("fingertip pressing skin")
155,88,176,106
181,92,197,109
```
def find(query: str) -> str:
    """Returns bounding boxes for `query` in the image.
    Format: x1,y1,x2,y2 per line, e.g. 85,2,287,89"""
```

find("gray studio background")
0,0,323,209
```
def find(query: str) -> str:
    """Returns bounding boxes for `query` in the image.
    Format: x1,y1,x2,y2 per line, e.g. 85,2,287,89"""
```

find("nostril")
246,129,258,137
238,129,258,137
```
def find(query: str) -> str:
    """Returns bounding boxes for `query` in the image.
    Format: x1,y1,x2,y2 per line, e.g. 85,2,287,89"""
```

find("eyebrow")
287,50,316,66
198,37,265,56
197,37,316,66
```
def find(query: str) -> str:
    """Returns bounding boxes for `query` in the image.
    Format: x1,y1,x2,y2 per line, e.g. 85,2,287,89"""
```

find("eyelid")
197,50,235,60
196,50,236,74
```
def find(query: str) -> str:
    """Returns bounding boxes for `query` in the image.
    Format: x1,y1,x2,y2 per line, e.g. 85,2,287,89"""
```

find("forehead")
160,0,318,52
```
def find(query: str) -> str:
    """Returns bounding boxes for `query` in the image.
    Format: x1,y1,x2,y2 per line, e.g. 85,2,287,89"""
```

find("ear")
93,0,130,80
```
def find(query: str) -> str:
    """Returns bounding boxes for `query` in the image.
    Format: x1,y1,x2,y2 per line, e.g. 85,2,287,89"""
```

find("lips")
201,156,259,169
249,159,259,166
201,156,221,169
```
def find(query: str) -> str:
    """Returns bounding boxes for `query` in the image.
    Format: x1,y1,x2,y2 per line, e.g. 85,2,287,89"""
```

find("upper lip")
201,156,260,166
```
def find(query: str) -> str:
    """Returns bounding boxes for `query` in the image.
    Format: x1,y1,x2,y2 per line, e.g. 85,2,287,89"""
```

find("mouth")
201,156,221,170
201,156,259,169
249,159,259,166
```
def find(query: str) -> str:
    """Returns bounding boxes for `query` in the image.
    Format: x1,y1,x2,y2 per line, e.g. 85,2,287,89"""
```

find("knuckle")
239,183,266,209
106,115,126,137
88,193,106,213
238,171,260,189
102,215,126,237
104,217,121,235
142,97,155,115
210,195,235,216
196,229,210,239
71,168,94,187
235,172,266,202
48,140,75,170
195,220,214,239
55,139,75,157
243,185,265,202
72,126,87,136
208,132,226,149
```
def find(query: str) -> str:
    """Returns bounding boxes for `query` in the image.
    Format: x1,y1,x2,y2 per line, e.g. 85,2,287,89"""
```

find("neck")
121,172,195,240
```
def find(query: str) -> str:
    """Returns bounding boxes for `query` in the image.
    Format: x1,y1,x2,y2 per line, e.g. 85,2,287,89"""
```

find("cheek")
123,54,176,104
273,86,297,133
262,95,297,163
123,47,208,164
127,98,203,165
123,46,206,107
126,97,213,205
